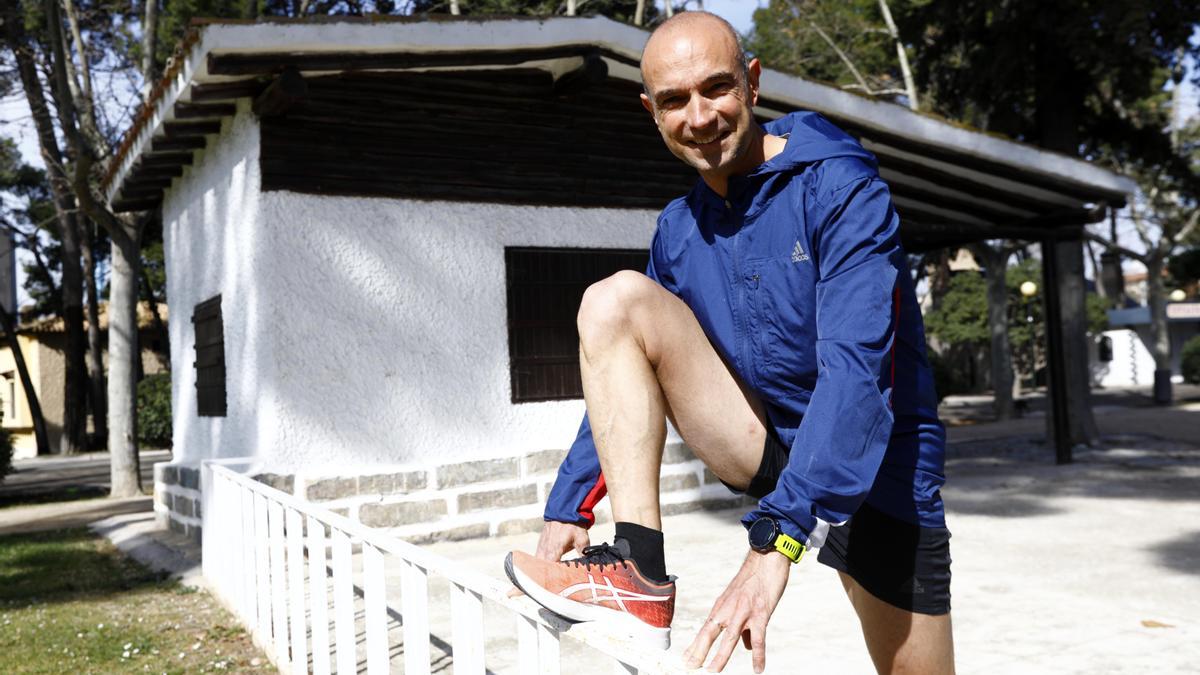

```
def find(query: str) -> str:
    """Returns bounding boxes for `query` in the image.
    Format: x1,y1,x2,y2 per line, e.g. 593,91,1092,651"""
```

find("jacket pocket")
748,254,819,399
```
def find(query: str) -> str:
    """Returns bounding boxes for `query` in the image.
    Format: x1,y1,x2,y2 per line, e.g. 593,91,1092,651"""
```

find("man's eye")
661,96,685,108
708,82,733,95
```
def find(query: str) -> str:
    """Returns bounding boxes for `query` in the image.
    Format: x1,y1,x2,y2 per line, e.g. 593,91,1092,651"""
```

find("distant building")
1098,302,1200,387
0,303,168,458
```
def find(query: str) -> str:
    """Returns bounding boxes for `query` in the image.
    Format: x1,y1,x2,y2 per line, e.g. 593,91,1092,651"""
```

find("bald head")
641,11,748,96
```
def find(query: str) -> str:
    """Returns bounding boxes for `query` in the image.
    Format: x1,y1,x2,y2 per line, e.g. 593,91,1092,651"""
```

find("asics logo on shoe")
563,574,675,610
792,240,810,263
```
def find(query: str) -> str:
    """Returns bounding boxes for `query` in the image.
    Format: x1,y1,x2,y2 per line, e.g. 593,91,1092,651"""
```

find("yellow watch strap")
774,533,806,563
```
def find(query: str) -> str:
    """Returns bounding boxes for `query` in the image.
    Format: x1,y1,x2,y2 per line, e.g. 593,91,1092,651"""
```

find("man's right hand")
535,520,590,561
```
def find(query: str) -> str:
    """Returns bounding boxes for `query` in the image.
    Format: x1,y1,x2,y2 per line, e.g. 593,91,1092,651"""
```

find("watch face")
748,517,778,550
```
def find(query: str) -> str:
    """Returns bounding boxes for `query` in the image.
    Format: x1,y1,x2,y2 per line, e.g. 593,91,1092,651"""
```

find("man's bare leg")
839,573,956,674
576,270,768,530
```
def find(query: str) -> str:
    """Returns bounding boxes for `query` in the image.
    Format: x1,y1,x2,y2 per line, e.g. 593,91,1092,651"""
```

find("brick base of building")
155,442,755,545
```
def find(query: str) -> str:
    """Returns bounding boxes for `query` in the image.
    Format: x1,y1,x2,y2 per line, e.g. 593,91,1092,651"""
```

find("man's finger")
705,615,745,673
684,617,724,669
506,586,525,599
747,623,767,674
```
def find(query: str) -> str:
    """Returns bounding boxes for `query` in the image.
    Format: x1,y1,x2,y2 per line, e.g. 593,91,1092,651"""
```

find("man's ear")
747,57,763,106
640,92,655,115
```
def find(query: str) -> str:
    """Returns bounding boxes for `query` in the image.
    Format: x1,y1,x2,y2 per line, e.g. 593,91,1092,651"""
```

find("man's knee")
577,270,658,346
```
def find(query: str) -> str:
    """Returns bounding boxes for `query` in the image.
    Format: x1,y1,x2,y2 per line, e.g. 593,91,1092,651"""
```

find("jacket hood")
757,111,877,173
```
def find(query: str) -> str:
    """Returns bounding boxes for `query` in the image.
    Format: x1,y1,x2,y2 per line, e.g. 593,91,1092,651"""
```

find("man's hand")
535,520,590,561
508,520,591,599
684,549,791,673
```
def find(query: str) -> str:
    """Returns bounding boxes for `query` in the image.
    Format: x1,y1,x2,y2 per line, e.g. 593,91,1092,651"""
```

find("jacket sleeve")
741,172,901,549
544,224,677,526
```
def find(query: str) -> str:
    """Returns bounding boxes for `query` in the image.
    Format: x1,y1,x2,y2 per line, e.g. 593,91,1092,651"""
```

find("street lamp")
1169,289,1186,302
1020,281,1038,390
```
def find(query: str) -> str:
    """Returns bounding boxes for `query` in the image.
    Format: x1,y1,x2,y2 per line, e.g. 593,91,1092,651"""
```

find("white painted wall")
163,111,662,473
163,102,274,465
250,194,659,473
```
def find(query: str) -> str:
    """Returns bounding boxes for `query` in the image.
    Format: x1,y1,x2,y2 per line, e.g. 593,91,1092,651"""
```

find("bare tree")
2,2,91,456
970,241,1022,419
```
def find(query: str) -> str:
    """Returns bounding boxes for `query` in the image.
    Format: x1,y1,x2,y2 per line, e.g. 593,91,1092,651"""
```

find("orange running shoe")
505,543,675,649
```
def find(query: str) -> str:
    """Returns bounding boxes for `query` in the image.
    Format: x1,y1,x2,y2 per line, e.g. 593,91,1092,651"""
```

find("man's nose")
685,93,717,130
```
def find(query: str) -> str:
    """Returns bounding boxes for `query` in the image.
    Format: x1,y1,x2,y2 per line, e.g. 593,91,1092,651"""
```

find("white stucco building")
104,16,1134,541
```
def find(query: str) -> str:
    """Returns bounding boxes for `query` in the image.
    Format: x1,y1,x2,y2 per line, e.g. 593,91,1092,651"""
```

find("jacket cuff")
740,507,832,550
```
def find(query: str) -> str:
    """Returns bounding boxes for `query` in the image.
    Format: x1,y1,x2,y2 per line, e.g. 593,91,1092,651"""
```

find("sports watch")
747,516,806,563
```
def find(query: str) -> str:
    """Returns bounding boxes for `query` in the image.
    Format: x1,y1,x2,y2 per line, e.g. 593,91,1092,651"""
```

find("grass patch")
0,528,268,673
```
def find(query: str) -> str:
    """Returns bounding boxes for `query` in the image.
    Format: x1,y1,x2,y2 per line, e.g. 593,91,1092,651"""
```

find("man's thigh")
617,272,768,489
839,573,955,675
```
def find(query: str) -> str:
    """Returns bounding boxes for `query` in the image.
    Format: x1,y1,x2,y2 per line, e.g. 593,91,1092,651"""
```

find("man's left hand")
683,549,791,673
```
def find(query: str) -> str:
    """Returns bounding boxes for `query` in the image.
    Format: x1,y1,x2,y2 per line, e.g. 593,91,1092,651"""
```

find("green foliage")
136,374,172,448
926,349,967,402
1168,247,1200,287
1182,335,1200,385
747,0,905,99
924,271,989,346
893,1,1199,174
153,0,659,77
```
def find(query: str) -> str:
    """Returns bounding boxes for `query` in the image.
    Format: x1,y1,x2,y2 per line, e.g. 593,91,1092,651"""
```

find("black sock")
614,522,668,583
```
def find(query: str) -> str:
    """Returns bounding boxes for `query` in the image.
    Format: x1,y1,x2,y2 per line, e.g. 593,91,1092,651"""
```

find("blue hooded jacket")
544,112,947,548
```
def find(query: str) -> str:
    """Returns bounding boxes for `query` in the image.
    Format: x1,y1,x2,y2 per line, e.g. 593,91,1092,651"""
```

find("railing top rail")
202,460,689,673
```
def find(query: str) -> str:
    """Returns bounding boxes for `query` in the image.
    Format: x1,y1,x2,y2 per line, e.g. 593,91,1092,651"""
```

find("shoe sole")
504,553,671,650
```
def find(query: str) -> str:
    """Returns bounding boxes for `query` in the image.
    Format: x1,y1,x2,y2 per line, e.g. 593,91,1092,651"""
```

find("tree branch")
1084,230,1147,263
809,20,874,96
877,0,918,110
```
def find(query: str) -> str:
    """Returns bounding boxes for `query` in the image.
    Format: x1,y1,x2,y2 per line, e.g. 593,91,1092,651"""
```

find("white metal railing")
200,460,688,674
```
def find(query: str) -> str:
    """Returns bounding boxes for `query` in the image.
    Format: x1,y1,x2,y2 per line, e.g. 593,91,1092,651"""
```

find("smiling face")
639,14,764,186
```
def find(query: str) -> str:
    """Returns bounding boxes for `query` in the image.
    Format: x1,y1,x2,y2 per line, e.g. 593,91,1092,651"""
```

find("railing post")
285,508,307,674
538,623,562,675
254,493,271,639
268,501,290,665
362,543,389,674
400,560,431,675
450,582,485,675
331,528,357,675
307,516,332,675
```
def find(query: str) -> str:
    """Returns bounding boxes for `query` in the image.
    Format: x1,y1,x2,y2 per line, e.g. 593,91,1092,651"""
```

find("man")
504,11,954,674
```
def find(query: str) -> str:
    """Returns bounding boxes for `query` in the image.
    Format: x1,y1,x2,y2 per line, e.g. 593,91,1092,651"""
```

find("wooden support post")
252,67,308,118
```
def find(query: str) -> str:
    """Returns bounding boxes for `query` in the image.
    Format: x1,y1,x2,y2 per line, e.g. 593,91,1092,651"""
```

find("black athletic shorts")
733,429,952,615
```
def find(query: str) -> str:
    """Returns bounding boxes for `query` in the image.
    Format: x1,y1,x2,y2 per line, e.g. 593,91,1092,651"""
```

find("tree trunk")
81,222,107,445
141,0,159,95
635,0,645,26
1145,254,1172,404
0,305,50,456
3,6,88,454
108,236,142,497
973,244,1016,420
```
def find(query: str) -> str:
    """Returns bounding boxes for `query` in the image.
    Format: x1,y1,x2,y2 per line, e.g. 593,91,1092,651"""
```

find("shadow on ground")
1150,530,1200,577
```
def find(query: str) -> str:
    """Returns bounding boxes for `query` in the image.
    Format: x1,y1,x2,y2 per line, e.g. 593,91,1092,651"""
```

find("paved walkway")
0,450,171,535
426,397,1200,674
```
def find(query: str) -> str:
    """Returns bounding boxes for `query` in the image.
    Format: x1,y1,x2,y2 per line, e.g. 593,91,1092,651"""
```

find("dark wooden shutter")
506,248,649,403
192,295,226,417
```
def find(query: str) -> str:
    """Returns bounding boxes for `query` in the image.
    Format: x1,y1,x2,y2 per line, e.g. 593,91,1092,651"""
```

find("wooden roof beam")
173,102,237,119
163,120,222,137
150,136,207,152
206,45,619,76
189,79,269,102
